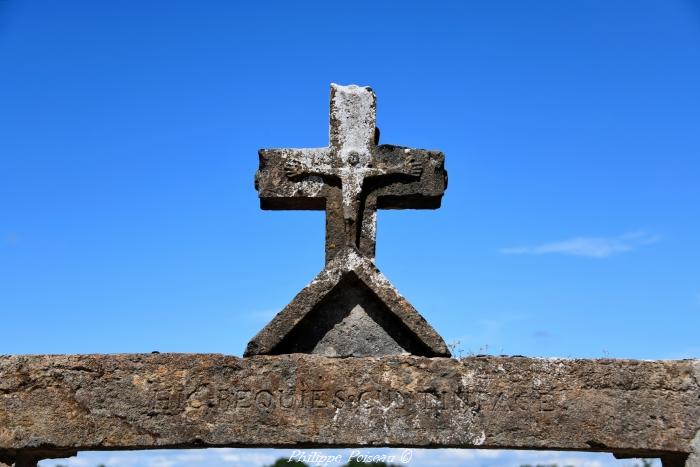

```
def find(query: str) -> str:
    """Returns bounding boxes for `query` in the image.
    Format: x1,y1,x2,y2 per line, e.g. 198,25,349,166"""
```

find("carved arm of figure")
284,159,340,180
366,156,423,179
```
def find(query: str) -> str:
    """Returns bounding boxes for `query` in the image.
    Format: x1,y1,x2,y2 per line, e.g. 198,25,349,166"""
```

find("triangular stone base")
244,248,450,357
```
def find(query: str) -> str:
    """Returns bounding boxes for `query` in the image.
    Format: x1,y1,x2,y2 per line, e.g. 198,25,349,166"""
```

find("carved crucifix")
255,84,447,263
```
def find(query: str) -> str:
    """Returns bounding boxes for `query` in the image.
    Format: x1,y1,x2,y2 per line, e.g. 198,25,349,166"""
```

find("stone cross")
248,84,451,358
255,84,447,262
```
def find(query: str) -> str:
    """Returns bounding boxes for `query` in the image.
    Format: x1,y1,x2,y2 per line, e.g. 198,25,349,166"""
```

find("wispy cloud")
500,231,660,258
3,233,19,246
41,448,622,467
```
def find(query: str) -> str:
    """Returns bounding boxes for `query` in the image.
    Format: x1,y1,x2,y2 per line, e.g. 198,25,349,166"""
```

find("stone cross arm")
255,144,446,261
254,85,447,262
255,145,447,210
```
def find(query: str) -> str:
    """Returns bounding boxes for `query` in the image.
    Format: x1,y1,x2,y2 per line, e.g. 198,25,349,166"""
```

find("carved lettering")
147,382,478,415
235,389,252,408
279,389,295,409
255,390,273,409
150,385,184,414
312,390,326,408
333,390,346,408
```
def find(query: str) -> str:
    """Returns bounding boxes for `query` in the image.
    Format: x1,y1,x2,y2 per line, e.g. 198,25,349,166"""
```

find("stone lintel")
0,354,698,463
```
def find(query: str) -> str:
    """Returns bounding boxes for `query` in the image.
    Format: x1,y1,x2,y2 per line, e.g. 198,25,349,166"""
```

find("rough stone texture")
250,84,449,358
0,354,698,465
245,248,450,357
255,84,447,263
686,430,700,467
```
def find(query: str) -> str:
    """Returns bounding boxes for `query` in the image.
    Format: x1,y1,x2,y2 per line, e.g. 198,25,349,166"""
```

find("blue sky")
1,1,698,466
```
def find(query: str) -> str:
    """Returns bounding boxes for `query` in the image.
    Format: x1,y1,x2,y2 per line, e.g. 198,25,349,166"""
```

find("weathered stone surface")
0,354,698,463
255,84,447,263
250,84,449,358
245,248,450,357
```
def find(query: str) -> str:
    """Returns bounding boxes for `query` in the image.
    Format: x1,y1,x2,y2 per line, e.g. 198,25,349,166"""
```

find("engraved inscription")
148,382,481,414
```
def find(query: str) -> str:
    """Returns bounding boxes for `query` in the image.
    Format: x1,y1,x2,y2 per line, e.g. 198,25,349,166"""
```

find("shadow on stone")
271,272,434,357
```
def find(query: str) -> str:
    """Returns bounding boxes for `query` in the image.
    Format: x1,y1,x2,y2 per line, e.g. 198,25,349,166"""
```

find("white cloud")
500,231,660,258
217,448,279,465
40,449,278,467
40,448,636,467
